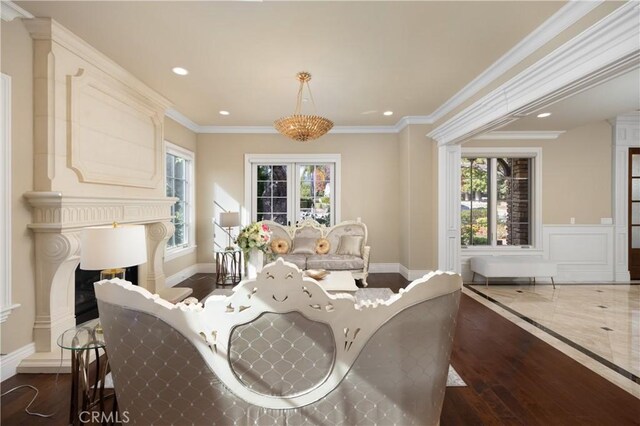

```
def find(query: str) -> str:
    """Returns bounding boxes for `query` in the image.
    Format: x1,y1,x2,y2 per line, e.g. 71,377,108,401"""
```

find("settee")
264,218,371,285
95,259,462,425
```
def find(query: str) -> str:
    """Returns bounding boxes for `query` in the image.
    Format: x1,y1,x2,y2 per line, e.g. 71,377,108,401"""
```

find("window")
461,148,541,248
165,142,195,253
245,154,340,226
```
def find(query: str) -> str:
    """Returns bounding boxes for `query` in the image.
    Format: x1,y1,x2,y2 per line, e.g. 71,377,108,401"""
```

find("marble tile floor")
464,283,640,398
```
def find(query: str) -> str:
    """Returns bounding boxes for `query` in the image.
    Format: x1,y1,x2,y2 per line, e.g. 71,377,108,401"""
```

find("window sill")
165,245,197,262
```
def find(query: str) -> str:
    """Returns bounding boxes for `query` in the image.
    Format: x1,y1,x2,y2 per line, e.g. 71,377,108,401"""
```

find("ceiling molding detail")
429,1,640,146
165,108,200,133
165,108,433,135
1,1,33,22
428,0,602,123
473,131,566,140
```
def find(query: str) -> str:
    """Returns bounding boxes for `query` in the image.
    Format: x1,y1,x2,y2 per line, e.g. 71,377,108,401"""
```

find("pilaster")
610,112,640,282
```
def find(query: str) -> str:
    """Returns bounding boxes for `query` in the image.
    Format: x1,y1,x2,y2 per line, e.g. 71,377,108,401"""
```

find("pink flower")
262,224,269,232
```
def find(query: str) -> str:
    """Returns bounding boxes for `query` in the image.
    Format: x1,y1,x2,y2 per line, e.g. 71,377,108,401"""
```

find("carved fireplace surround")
15,18,191,372
18,192,187,372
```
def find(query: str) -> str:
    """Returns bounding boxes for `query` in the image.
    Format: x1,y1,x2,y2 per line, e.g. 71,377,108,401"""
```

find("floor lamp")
80,224,148,280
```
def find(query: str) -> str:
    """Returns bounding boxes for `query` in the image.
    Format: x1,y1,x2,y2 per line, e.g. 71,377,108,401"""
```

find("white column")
610,112,640,282
437,144,461,272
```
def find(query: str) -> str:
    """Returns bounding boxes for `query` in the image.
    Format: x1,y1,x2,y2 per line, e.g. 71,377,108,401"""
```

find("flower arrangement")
235,222,271,260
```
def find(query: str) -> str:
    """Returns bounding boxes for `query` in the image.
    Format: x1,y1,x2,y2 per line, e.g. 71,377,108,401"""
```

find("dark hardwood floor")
2,273,638,425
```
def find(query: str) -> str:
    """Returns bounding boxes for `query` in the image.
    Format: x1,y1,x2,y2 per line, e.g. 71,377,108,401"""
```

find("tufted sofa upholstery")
95,259,462,425
265,218,371,285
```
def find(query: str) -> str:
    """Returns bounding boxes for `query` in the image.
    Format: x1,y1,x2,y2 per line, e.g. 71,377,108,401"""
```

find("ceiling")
16,1,572,127
14,1,639,131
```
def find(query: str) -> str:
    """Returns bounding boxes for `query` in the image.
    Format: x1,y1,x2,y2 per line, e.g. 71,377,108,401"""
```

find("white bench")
469,256,557,288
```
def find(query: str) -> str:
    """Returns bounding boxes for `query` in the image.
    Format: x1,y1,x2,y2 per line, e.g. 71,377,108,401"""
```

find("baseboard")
398,264,409,280
165,263,216,287
615,271,631,282
368,263,400,273
1,342,36,381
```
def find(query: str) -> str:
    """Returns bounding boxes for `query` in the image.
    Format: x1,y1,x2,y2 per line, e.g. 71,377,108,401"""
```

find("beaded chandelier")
274,72,333,142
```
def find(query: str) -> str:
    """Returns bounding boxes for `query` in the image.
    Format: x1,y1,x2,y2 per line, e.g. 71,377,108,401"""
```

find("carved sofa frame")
95,259,462,425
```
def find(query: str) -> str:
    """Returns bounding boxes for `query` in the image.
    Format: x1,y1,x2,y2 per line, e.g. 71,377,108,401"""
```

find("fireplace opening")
75,265,138,324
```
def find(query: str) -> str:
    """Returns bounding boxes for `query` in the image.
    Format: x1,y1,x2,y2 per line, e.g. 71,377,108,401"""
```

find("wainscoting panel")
543,225,614,282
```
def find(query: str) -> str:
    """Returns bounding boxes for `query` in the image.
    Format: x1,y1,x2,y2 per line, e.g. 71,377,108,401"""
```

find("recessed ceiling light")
219,110,230,116
172,67,189,76
383,111,393,116
537,112,551,118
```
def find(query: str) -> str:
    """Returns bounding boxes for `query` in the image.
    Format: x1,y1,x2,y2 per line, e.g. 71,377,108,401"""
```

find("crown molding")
165,108,434,135
473,131,566,140
429,1,640,146
165,108,200,133
429,0,602,123
1,1,33,22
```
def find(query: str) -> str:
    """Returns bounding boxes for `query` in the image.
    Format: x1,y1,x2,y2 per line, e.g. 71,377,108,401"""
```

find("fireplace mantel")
18,192,191,373
24,192,175,230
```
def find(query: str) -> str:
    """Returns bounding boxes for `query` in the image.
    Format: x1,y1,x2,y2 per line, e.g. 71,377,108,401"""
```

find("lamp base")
100,268,126,280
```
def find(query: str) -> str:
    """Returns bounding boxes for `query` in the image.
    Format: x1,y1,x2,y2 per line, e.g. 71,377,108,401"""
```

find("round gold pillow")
315,238,331,254
271,238,290,254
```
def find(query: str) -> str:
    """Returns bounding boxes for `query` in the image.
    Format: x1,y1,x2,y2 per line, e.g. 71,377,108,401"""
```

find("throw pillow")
270,238,290,254
315,238,331,254
291,237,317,255
336,235,363,256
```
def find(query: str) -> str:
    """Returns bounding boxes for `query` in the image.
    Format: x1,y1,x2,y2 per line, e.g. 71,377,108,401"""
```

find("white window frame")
165,141,196,260
244,154,341,226
1,73,19,322
460,147,543,254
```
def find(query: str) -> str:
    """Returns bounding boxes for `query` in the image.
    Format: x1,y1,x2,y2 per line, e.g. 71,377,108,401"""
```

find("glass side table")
215,249,242,285
57,319,115,426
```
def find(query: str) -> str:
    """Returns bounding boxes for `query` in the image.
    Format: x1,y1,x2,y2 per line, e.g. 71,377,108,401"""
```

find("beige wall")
399,125,439,271
1,19,36,354
163,118,198,277
465,120,612,224
398,128,410,268
195,133,401,265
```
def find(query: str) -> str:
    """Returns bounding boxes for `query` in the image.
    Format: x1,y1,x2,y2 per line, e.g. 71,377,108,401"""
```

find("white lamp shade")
80,225,147,270
219,212,240,228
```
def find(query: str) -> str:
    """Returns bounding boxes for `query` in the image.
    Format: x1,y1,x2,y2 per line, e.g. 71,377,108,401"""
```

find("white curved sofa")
95,259,462,425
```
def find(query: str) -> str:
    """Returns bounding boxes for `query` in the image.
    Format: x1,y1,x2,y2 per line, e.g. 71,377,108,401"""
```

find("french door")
251,162,335,226
629,148,640,279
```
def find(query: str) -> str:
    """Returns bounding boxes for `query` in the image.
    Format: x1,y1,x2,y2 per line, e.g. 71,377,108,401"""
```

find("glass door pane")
296,164,334,226
254,164,289,225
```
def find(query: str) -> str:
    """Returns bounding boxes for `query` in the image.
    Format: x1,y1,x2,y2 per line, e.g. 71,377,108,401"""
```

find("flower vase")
244,248,264,279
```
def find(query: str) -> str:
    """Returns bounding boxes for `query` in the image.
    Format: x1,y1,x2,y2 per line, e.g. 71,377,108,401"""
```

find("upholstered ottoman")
470,256,557,288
